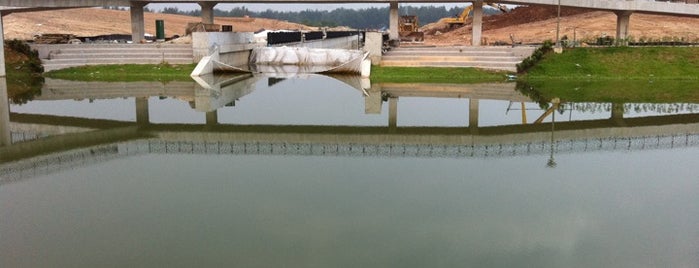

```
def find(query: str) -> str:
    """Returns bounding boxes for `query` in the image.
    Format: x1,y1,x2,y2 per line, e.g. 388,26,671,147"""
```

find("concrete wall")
270,35,361,50
192,32,261,64
364,32,384,65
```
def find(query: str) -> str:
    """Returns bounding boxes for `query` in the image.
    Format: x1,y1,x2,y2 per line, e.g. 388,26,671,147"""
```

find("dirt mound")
2,8,314,41
484,6,593,30
423,5,699,46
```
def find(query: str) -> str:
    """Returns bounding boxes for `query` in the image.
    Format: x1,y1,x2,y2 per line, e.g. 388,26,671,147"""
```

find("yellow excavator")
398,15,424,42
443,3,509,28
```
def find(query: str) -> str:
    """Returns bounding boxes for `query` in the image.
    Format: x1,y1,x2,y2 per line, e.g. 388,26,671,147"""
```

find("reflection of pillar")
389,2,399,40
611,103,626,126
469,98,479,130
615,11,632,46
388,97,398,128
0,78,10,146
0,16,6,77
136,97,149,125
130,2,146,44
206,111,218,125
365,86,383,114
471,1,484,46
199,2,216,24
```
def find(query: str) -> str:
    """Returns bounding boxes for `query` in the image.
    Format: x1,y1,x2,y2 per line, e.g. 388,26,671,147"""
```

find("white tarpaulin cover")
250,47,367,74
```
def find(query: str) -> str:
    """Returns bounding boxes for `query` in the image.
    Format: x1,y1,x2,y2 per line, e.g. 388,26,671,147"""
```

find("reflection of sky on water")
3,76,699,268
2,148,698,268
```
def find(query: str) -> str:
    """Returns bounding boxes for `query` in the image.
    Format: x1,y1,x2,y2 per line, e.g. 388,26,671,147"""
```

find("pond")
1,75,698,268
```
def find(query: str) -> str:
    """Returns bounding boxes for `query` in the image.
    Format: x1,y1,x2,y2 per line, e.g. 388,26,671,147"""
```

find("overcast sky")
146,3,469,12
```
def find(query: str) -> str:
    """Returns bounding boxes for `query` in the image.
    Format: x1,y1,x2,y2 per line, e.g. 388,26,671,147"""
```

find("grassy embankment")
521,46,699,103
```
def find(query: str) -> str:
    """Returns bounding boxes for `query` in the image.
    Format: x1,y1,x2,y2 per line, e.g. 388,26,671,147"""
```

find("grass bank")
521,47,699,103
370,66,510,83
44,63,198,82
45,64,511,84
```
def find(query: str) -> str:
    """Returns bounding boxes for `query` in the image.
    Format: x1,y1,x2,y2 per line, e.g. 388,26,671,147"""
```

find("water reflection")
1,77,11,146
3,75,699,173
2,76,699,268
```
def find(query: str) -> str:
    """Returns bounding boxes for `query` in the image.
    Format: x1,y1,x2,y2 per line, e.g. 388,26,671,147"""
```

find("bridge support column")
365,86,383,114
469,98,479,133
388,97,398,128
0,16,6,77
471,1,484,46
0,78,10,147
206,111,218,125
611,103,626,126
389,2,399,40
615,11,632,46
199,2,217,24
130,2,146,43
136,97,150,125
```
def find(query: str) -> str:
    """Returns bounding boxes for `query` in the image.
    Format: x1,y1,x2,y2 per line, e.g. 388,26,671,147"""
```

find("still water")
1,75,698,268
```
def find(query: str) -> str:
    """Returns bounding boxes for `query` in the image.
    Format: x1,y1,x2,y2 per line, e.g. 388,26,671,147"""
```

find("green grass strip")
526,47,699,80
44,63,198,82
371,66,512,84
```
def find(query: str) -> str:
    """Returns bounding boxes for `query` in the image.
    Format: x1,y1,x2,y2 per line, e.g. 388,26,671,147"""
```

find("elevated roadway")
2,0,699,47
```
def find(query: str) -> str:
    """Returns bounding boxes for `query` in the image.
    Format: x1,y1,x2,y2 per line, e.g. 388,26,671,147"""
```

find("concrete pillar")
0,16,6,77
469,98,479,133
365,32,384,65
130,2,146,43
199,2,217,24
471,1,484,46
0,78,10,146
206,111,218,125
389,2,399,40
615,11,632,46
388,97,398,128
136,97,149,125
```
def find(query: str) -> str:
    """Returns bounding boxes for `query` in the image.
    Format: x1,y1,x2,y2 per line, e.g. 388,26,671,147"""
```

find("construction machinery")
398,15,424,42
443,3,509,28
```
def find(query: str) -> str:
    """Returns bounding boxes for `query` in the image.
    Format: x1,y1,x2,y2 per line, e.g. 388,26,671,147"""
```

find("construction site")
5,5,699,46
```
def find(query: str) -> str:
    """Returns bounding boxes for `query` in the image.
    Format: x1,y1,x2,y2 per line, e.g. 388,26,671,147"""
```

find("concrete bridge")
2,0,699,47
1,0,698,75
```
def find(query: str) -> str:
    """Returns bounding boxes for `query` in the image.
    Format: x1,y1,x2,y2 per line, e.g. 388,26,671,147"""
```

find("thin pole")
556,0,561,47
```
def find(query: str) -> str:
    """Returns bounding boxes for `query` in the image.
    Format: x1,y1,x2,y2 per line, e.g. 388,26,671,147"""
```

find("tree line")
152,5,501,29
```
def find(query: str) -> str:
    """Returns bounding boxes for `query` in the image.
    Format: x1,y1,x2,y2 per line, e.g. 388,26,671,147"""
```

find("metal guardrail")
267,31,364,46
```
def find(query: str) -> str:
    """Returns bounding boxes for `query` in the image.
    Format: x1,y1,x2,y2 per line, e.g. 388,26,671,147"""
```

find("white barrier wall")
192,32,262,64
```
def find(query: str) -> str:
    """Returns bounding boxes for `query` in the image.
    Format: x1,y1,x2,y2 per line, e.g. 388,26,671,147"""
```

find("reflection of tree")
568,102,699,114
5,40,45,105
7,86,43,104
515,80,550,109
516,80,699,115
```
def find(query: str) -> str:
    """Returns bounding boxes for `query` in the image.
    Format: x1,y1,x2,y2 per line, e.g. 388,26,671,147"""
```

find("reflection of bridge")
3,117,699,185
3,76,699,183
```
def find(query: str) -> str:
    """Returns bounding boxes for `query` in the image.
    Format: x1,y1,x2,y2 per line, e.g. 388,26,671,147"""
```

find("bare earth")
4,6,699,46
3,7,313,40
423,6,699,46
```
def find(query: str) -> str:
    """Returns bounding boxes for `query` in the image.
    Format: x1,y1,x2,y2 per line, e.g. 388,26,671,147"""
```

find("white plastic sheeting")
250,47,368,74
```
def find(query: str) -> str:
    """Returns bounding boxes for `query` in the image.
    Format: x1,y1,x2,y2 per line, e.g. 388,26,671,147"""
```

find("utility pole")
555,0,563,53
